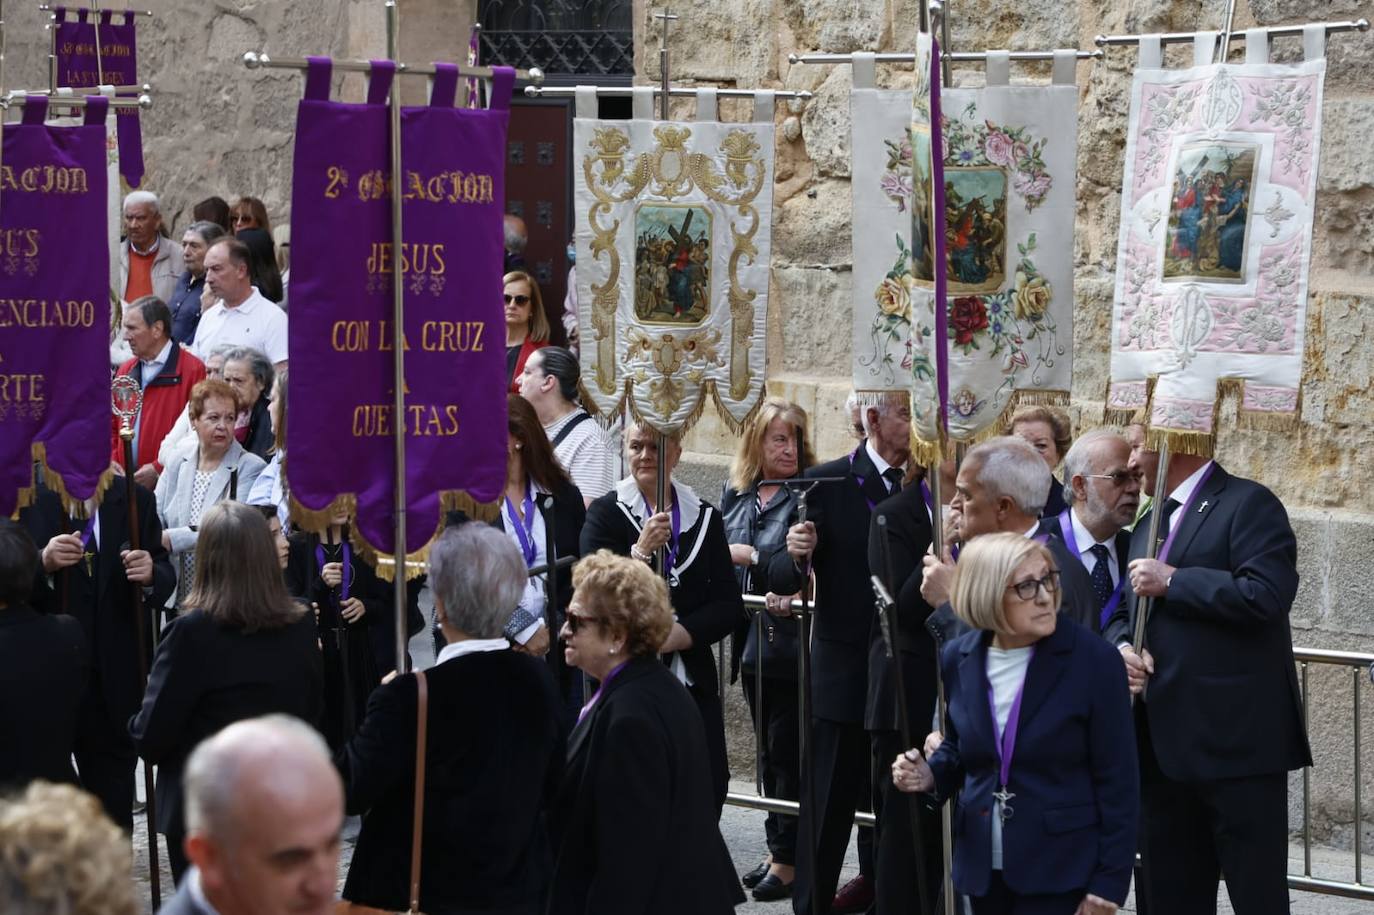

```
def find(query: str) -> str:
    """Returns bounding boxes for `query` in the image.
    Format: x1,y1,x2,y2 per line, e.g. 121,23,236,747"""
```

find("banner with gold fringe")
0,97,113,519
1107,29,1325,453
572,86,774,435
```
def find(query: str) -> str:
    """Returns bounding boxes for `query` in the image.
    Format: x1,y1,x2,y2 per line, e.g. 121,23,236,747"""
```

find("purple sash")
1057,509,1125,629
986,645,1035,822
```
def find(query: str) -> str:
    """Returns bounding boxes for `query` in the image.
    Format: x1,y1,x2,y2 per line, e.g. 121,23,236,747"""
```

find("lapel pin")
1198,500,1208,513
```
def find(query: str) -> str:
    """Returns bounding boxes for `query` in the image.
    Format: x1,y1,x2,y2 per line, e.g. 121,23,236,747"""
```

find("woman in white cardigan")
155,378,266,610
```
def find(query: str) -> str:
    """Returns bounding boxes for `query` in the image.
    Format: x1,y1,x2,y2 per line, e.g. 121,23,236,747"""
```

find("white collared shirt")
1165,461,1214,534
1070,507,1120,587
436,637,509,666
140,339,173,387
865,440,897,493
186,866,222,914
1022,522,1041,539
191,287,288,365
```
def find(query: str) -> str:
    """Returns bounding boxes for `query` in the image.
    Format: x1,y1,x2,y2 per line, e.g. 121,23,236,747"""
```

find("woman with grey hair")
338,523,565,914
221,346,275,458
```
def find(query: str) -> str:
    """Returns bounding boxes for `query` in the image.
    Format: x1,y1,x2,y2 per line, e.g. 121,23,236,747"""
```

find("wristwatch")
749,548,759,566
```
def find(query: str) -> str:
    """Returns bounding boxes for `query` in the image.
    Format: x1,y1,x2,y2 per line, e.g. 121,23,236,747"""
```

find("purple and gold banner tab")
52,6,143,187
0,97,112,517
287,58,515,569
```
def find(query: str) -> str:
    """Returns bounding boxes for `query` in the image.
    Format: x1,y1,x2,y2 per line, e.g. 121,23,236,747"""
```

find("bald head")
183,716,342,915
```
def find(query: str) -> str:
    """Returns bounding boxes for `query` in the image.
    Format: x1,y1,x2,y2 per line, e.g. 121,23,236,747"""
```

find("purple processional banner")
53,6,143,187
0,97,112,517
287,59,513,571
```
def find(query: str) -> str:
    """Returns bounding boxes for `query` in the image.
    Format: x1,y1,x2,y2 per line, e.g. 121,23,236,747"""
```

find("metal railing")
718,599,1374,899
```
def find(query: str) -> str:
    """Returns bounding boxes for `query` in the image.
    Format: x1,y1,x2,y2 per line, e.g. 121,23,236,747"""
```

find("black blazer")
548,657,740,915
243,394,274,460
0,605,88,788
1043,476,1068,518
580,487,740,697
339,650,564,914
130,609,323,836
866,482,938,733
21,481,175,727
1103,463,1311,781
927,618,1139,903
768,445,914,723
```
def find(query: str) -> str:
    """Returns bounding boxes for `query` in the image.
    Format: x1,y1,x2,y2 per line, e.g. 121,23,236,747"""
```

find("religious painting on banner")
286,59,513,574
572,86,773,434
0,98,112,517
52,7,143,187
853,45,1078,458
1107,30,1326,450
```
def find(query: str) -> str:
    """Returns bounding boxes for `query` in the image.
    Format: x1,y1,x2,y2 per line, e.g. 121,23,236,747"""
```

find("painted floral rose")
984,129,1016,167
875,274,915,319
1013,271,1052,319
1013,170,1052,201
950,296,989,345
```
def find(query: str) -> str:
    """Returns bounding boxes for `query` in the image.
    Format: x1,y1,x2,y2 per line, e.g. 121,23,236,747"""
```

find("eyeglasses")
1084,470,1145,487
503,293,531,305
1006,570,1061,601
564,609,603,634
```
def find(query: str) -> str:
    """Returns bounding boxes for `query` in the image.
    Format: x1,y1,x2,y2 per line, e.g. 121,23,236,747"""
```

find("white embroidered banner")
853,47,1078,450
572,86,774,434
1107,29,1325,449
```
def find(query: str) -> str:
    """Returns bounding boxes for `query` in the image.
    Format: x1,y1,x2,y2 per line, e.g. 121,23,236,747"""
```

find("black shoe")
741,859,770,889
752,873,793,902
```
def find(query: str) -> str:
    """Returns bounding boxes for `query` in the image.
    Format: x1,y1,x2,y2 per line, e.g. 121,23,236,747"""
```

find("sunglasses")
504,293,531,305
564,609,602,634
1006,570,1061,601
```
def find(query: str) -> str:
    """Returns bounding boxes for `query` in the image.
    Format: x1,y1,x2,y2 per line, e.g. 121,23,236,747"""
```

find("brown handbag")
336,669,429,915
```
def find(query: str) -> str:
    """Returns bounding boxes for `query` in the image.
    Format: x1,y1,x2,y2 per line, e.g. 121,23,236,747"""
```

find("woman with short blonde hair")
549,549,742,914
893,531,1139,915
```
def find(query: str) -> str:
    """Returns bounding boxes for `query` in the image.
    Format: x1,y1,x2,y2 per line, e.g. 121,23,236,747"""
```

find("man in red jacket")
111,296,207,489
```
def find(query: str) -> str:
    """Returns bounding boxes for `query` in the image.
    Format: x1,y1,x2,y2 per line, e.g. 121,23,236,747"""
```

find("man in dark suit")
19,478,174,830
769,391,911,914
921,436,1098,632
0,520,89,790
1105,446,1310,915
867,474,945,913
161,715,343,915
1036,429,1140,632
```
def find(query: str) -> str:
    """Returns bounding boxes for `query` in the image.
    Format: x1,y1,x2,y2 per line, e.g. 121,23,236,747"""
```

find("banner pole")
385,0,409,674
1217,0,1238,62
650,7,676,578
92,0,103,86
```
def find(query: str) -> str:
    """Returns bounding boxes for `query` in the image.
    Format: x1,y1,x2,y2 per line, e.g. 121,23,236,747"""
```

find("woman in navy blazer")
893,533,1138,914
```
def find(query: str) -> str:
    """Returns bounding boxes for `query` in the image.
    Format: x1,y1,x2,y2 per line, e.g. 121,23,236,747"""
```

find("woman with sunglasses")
892,532,1138,915
548,550,741,914
503,270,550,393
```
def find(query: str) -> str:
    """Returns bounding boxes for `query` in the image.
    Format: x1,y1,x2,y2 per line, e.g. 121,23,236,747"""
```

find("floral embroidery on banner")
1151,396,1215,433
944,102,1054,212
1249,78,1316,180
1137,84,1202,184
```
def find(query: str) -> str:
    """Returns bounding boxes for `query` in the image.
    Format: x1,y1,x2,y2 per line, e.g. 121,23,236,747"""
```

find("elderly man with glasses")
1035,429,1142,634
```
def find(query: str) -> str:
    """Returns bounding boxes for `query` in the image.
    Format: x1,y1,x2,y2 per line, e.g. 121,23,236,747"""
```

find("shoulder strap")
409,669,428,913
551,411,592,448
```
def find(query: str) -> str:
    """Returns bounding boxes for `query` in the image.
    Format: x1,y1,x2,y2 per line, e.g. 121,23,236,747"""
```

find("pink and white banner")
1107,29,1326,448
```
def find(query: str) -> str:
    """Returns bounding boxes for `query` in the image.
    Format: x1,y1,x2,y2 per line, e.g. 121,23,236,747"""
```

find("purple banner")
0,97,112,516
287,59,514,563
53,7,143,187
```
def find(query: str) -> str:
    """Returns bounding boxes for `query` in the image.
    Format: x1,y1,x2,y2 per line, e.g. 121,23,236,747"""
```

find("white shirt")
545,408,616,503
1164,460,1214,535
986,644,1033,870
865,440,899,494
186,866,222,914
436,637,509,666
1070,507,1120,587
192,287,288,365
140,339,172,387
501,486,549,645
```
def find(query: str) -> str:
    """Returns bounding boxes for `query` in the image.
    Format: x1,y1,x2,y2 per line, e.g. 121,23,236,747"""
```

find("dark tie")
882,467,903,494
1088,544,1114,610
1155,497,1183,543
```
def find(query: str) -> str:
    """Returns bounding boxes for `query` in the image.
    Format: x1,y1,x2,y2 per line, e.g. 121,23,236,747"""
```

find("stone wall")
637,0,1374,846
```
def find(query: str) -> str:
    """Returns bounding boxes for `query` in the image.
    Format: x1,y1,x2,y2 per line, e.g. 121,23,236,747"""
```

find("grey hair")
965,435,1052,517
184,220,227,246
222,346,275,396
1060,428,1126,508
858,391,907,438
183,714,331,838
430,522,528,638
123,189,159,213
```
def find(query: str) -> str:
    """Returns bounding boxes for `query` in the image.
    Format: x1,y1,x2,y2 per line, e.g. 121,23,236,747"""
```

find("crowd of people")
0,187,1310,915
